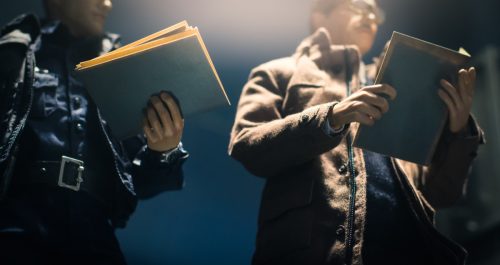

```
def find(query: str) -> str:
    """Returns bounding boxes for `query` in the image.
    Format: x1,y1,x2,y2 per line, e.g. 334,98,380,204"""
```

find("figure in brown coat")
229,0,484,264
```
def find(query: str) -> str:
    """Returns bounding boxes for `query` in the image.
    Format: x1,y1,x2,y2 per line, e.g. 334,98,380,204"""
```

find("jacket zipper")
96,109,127,188
96,38,133,191
345,133,357,264
343,48,357,265
93,39,128,191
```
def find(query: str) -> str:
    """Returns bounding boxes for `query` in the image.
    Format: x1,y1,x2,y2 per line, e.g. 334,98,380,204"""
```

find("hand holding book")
143,92,184,152
352,32,473,165
331,66,476,134
329,84,397,129
438,67,476,133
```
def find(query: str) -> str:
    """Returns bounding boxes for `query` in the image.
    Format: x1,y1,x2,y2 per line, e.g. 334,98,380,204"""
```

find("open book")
353,32,471,165
76,21,230,139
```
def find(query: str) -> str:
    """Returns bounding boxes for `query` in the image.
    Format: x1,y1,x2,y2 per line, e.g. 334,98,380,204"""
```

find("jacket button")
73,97,81,108
75,123,84,133
301,114,309,123
336,226,345,238
338,164,348,175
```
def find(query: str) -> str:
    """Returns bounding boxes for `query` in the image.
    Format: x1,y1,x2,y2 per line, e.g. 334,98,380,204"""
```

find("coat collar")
288,28,362,89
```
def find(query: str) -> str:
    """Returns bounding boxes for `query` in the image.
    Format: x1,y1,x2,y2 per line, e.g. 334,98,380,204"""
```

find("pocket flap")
33,70,58,88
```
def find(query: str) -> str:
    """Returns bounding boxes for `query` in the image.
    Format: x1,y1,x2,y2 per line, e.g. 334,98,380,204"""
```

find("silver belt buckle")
58,156,85,191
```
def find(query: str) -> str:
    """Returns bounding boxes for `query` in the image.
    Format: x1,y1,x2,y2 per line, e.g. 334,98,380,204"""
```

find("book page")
194,29,230,106
113,20,190,52
459,47,471,57
76,21,190,69
76,29,197,70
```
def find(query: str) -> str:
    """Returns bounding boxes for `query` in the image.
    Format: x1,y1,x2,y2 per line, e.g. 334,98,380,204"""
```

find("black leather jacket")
0,14,188,227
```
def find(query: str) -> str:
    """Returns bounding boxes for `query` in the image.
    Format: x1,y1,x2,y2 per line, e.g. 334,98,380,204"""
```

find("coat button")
301,114,309,123
73,97,81,108
336,226,345,238
338,164,348,175
75,123,84,134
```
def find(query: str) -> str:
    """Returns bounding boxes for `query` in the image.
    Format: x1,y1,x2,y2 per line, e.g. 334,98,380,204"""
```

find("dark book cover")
353,31,471,165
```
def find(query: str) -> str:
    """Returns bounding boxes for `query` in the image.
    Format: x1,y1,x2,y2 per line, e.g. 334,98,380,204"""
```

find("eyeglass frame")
347,0,386,25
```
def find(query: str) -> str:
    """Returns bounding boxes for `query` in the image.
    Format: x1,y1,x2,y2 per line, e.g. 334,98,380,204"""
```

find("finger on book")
162,92,184,130
143,116,158,142
440,79,462,109
363,84,397,100
151,95,174,136
147,107,164,138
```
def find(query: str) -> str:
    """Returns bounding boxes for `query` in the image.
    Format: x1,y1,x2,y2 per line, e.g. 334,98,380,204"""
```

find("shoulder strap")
1,13,41,45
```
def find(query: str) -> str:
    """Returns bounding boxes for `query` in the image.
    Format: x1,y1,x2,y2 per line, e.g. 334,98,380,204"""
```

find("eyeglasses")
348,0,386,25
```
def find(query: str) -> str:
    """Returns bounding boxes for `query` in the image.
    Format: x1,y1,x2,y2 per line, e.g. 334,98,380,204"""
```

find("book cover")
76,21,230,140
353,32,471,165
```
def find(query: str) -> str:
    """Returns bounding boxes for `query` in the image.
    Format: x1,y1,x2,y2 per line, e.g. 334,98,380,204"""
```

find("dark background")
1,0,499,264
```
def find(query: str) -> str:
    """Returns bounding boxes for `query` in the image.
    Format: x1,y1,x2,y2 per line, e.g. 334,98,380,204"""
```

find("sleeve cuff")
445,115,485,144
323,119,345,135
147,142,188,164
322,103,348,137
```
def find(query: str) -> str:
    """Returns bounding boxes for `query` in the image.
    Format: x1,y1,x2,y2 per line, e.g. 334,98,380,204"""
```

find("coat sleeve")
411,116,485,209
121,135,189,199
228,62,347,178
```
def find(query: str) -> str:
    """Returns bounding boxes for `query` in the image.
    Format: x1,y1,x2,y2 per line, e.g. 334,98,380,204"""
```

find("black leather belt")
15,156,113,207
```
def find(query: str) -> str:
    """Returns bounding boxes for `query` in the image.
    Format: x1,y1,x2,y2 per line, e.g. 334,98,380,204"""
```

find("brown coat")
229,28,484,265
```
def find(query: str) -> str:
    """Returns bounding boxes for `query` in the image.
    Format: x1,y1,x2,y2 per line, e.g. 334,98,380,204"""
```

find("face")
49,0,113,37
312,0,382,55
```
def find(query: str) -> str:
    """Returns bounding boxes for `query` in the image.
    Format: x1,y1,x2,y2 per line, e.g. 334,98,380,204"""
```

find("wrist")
148,143,179,154
328,103,344,130
451,119,472,137
143,142,188,165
